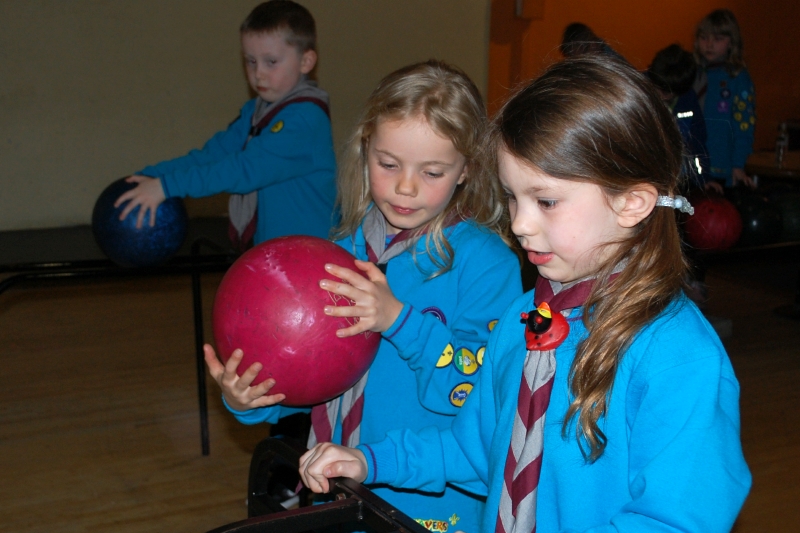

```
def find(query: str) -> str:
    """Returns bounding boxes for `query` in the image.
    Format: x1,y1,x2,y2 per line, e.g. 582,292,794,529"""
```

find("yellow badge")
740,122,749,131
449,514,460,526
477,346,485,366
270,120,284,133
733,112,742,122
437,343,455,368
737,101,746,111
449,382,473,407
454,348,478,376
488,319,498,331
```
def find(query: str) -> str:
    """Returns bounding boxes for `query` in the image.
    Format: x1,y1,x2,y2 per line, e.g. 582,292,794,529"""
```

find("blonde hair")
334,60,510,275
694,9,746,75
490,56,688,461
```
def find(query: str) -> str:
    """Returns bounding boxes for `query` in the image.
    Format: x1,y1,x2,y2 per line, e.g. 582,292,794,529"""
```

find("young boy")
647,44,718,193
115,0,336,249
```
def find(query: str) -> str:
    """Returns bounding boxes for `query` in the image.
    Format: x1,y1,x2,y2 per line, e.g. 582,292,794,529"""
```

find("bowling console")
208,437,429,533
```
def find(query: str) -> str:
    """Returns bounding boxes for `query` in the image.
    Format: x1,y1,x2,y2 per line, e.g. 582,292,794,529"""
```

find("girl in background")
206,60,522,533
694,8,756,188
299,56,751,533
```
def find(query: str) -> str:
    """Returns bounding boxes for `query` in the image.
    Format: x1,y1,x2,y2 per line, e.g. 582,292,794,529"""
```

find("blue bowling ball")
92,177,188,267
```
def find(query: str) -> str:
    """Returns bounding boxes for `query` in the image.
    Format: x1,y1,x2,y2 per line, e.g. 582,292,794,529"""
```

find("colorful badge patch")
437,343,455,368
721,88,731,99
449,383,473,407
454,348,478,375
415,518,450,532
449,514,460,526
717,101,729,113
270,120,284,133
488,319,498,331
477,346,485,366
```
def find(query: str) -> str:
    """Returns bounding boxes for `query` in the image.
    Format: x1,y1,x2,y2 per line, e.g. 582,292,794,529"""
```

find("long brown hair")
491,56,688,460
334,60,510,276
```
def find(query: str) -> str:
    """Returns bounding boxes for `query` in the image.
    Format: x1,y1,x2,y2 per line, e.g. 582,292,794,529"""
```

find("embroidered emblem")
449,514,460,526
740,122,750,131
415,519,449,532
449,382,473,407
477,346,485,366
488,319,498,331
741,90,749,98
750,116,756,124
737,100,746,111
521,302,569,351
454,348,478,375
717,100,729,113
733,112,742,122
437,343,455,368
721,88,730,99
422,306,447,324
270,120,284,133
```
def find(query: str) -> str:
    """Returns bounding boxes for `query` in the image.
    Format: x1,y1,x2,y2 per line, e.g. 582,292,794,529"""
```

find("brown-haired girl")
694,8,756,188
207,59,522,533
299,56,751,533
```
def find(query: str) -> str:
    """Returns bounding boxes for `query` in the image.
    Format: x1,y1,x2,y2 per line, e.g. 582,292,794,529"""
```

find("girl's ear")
457,163,469,185
614,184,658,228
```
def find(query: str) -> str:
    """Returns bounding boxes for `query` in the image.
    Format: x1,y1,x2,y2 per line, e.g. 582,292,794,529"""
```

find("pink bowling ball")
212,235,380,406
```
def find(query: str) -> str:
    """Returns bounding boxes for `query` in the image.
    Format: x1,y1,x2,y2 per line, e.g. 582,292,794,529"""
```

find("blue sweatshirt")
139,97,337,243
700,65,755,184
360,290,751,533
230,219,523,533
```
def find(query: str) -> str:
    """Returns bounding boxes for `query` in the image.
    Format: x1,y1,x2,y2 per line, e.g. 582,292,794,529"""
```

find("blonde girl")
694,9,756,188
206,60,522,533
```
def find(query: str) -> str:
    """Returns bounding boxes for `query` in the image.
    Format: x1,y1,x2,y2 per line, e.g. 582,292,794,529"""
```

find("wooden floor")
0,257,798,532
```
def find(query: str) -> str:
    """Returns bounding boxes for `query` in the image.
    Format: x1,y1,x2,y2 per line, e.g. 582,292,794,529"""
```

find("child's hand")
299,442,368,493
704,180,724,194
204,344,286,411
320,260,404,337
114,175,167,228
731,168,756,189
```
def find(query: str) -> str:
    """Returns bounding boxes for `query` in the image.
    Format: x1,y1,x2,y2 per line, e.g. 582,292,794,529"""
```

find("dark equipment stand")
208,438,429,533
0,220,236,455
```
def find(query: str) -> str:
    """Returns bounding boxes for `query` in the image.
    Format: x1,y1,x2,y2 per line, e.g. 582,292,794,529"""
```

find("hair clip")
656,195,694,215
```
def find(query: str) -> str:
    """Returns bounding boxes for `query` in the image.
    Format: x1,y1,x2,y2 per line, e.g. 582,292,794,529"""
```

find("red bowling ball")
684,196,742,251
212,235,380,406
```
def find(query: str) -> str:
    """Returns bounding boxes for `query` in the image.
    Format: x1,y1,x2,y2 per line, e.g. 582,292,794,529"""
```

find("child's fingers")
299,443,367,493
353,260,386,282
333,321,370,338
299,444,333,493
136,205,147,229
319,277,364,302
116,194,137,220
323,263,373,291
204,344,225,381
234,361,264,389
